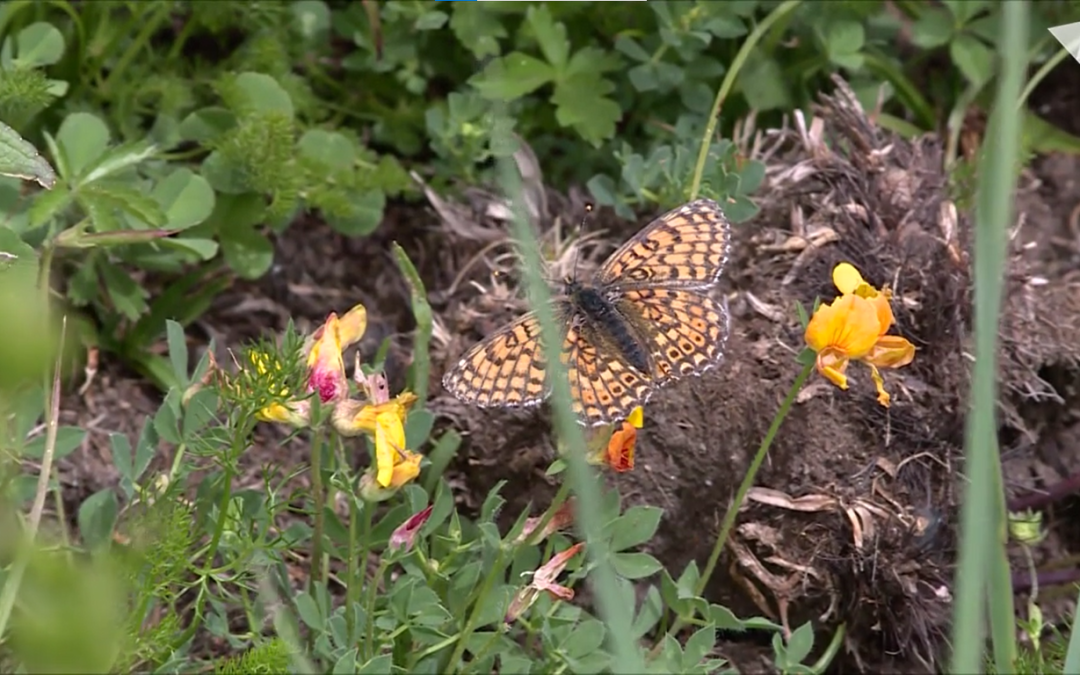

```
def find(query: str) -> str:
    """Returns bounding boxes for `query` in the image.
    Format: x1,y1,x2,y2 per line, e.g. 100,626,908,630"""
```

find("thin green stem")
1017,44,1071,109
696,361,813,597
365,558,387,662
687,0,802,200
659,362,813,647
810,622,846,674
310,425,327,591
345,496,362,646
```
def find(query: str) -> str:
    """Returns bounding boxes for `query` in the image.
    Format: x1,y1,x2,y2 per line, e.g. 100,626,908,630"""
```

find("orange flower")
584,406,642,471
804,263,916,406
505,543,584,623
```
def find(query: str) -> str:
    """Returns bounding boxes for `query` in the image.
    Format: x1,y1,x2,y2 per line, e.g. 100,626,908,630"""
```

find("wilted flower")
505,543,584,623
515,499,576,545
804,263,916,406
389,505,434,552
305,304,368,404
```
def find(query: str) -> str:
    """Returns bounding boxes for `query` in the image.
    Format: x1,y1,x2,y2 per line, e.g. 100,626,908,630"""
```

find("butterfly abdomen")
573,284,651,374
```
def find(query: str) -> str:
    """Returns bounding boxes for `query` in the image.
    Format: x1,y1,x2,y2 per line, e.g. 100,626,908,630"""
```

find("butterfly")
442,198,733,426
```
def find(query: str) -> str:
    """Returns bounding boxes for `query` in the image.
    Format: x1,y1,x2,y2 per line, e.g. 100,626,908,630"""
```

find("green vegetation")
1,1,1078,672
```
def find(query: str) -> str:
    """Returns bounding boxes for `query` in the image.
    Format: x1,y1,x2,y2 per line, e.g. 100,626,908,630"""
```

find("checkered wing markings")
560,322,653,426
595,198,732,289
617,288,730,382
441,313,551,408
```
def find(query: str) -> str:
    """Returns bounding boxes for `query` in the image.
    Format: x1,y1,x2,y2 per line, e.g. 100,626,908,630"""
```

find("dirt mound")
428,76,1080,671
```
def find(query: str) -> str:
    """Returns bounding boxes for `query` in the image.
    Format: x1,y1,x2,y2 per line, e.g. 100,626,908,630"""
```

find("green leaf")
739,56,791,111
683,625,716,669
200,151,249,194
80,141,156,185
160,237,219,260
404,409,435,449
153,168,215,230
357,655,392,675
298,129,357,170
552,74,620,146
295,591,324,630
611,551,663,579
291,0,331,41
561,617,605,658
415,10,447,31
234,72,295,118
178,107,237,143
14,22,65,67
1023,110,1080,155
950,34,994,88
824,20,865,69
471,52,555,100
23,426,86,460
614,35,650,62
221,221,273,279
77,489,118,550
79,182,168,229
166,319,188,383
943,0,988,26
631,585,663,639
55,113,110,179
527,5,569,70
450,4,506,59
910,7,954,48
324,189,385,236
784,621,816,665
0,119,56,188
100,260,148,320
609,505,664,551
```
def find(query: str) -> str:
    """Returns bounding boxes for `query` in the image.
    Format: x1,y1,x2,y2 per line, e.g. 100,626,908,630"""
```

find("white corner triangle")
1049,21,1080,64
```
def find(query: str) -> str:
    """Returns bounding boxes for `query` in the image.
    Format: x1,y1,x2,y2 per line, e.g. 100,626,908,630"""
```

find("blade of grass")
949,2,1029,672
1065,585,1080,673
494,147,644,673
392,243,433,407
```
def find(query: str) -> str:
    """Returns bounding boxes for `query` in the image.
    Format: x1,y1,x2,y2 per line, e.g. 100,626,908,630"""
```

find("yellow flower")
331,392,419,437
804,263,916,406
256,400,311,427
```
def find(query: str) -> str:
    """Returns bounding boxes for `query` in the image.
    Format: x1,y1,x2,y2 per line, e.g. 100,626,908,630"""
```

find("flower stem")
687,0,802,201
662,361,812,644
310,425,327,591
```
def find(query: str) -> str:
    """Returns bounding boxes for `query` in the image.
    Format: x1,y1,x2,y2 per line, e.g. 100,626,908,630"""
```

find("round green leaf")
291,0,330,41
201,151,250,194
15,22,65,67
325,189,385,236
235,72,294,118
298,129,357,170
56,113,110,179
152,168,215,230
221,220,274,279
77,489,119,550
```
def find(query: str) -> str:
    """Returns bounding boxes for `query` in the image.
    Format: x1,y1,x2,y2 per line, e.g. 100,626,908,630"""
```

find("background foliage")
0,0,1078,672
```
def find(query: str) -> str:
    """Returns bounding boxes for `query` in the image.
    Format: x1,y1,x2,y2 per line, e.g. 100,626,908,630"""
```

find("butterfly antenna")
569,202,594,283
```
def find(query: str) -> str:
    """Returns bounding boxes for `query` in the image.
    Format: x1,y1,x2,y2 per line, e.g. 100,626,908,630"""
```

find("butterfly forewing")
595,198,732,290
442,312,554,408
